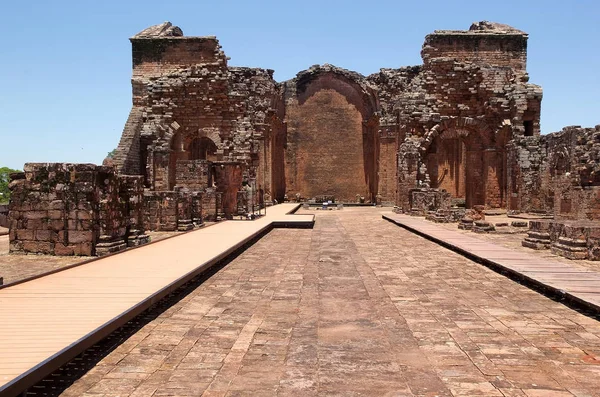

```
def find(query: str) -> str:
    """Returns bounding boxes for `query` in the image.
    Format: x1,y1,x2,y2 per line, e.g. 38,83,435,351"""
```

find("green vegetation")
0,167,20,204
106,148,117,159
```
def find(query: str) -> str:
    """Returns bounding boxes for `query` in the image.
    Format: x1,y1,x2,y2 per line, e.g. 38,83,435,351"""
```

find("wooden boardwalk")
0,204,313,397
383,213,600,312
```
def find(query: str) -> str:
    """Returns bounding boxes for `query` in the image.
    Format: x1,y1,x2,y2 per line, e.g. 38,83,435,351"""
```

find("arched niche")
284,68,380,202
421,117,497,208
189,137,218,161
168,131,219,190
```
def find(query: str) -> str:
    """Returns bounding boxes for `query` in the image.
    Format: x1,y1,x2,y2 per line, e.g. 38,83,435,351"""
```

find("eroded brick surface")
60,209,600,396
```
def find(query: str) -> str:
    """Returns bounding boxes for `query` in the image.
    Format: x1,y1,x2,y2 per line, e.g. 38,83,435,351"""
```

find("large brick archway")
283,67,379,203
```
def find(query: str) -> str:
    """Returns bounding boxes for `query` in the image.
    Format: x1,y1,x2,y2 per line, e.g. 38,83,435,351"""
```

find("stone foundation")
142,190,209,232
472,221,495,233
409,189,451,216
425,208,465,223
522,220,552,250
522,220,600,260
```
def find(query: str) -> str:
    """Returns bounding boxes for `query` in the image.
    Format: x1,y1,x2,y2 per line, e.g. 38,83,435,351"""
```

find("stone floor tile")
50,209,600,396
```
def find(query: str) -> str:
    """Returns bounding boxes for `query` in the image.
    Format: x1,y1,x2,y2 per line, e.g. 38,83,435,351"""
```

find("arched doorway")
168,134,219,190
283,67,379,202
189,137,217,161
422,118,495,208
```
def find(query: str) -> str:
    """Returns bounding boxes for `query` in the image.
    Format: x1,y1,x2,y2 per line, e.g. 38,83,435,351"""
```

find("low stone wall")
8,163,148,256
522,219,600,260
202,189,222,222
175,160,212,190
142,189,208,231
408,188,451,215
0,204,8,228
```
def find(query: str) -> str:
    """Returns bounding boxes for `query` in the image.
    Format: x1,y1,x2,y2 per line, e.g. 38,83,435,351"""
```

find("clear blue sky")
1,0,598,170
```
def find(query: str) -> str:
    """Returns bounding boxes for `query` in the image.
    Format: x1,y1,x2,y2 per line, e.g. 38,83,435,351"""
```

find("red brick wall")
285,89,369,202
429,138,467,199
174,160,212,190
132,37,223,75
378,139,397,204
214,163,244,218
422,33,528,72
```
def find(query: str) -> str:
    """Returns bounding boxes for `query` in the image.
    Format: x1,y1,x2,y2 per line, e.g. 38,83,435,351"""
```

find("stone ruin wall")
111,21,546,213
370,22,542,212
283,65,380,203
142,189,208,232
8,21,600,257
175,160,212,191
509,125,600,220
8,163,147,256
111,24,282,219
0,205,8,228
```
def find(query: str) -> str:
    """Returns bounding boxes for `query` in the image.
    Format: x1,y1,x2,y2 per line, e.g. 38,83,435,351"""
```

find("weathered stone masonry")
8,21,600,257
111,21,545,211
8,164,148,256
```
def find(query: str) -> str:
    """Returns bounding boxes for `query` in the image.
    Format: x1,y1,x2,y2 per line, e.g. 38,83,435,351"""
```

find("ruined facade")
112,23,281,221
8,21,600,257
111,21,542,211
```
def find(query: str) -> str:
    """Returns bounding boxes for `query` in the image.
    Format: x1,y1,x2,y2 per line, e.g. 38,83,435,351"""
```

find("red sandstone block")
74,243,93,256
49,200,65,210
49,219,64,231
77,210,93,220
48,210,63,220
23,240,53,254
54,244,75,256
8,210,21,220
25,211,48,220
16,229,34,240
68,231,93,244
32,201,50,211
36,229,57,242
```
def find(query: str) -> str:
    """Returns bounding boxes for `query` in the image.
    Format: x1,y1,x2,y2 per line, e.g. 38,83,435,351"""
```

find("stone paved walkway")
60,208,600,396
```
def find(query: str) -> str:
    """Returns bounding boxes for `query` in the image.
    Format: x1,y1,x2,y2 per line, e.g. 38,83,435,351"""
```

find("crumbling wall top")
132,22,184,38
130,22,226,75
422,21,529,71
430,20,527,36
469,21,526,34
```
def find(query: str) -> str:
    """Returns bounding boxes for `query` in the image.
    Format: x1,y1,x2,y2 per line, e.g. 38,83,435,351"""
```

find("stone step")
472,221,495,233
511,221,529,228
458,222,473,230
96,240,128,257
522,237,551,250
557,236,587,248
128,234,150,247
177,219,195,231
527,231,551,240
551,244,588,260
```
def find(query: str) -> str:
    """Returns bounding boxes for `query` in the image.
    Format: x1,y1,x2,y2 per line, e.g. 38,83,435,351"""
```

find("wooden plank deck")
383,213,600,312
0,203,313,397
